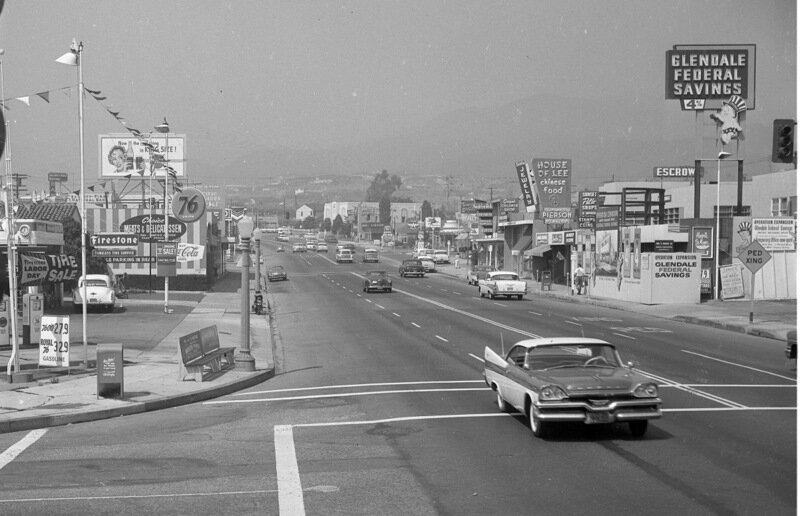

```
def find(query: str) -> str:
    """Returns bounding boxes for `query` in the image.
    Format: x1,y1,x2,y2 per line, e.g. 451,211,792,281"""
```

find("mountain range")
222,94,780,190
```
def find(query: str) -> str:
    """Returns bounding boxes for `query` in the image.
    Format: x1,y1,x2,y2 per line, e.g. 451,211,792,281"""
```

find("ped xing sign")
738,240,771,274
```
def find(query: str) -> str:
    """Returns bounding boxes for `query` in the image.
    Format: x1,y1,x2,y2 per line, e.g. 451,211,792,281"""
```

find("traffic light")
772,119,795,163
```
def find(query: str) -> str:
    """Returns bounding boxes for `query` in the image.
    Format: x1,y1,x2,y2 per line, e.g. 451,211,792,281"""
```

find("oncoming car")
484,337,662,438
363,271,392,293
335,249,354,263
292,243,306,253
72,274,116,313
267,265,287,282
362,248,379,262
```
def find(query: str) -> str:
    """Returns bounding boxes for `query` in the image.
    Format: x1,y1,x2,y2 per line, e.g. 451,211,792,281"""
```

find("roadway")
0,238,794,515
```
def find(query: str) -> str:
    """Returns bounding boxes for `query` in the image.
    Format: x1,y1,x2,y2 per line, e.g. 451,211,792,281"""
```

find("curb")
0,368,274,434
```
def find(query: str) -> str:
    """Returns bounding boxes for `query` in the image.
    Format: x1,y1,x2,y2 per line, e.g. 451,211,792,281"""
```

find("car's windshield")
367,272,386,278
270,266,284,272
403,260,421,265
526,344,620,370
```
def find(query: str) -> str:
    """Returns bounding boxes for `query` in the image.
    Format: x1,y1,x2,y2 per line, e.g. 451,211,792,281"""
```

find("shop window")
771,197,795,217
714,205,751,218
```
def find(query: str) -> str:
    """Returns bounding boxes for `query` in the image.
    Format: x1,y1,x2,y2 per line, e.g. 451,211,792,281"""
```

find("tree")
332,214,343,235
379,197,391,226
300,215,318,229
366,169,402,202
421,200,433,220
322,218,332,232
341,221,352,238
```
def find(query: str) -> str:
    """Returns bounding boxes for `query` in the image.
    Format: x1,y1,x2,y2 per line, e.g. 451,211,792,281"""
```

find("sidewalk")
432,261,797,342
0,269,274,434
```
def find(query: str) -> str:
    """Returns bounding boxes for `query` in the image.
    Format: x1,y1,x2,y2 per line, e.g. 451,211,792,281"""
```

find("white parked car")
432,250,450,264
478,271,527,300
73,274,116,313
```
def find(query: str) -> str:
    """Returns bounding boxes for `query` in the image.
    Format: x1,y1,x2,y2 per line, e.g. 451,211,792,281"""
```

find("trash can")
97,343,124,399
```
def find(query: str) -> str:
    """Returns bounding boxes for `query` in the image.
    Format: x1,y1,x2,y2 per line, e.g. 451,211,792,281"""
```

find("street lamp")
56,39,88,367
253,228,262,290
236,215,255,371
154,118,171,313
1,49,21,376
714,150,732,300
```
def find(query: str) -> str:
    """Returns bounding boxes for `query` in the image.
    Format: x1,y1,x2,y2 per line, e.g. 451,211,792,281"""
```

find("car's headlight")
633,383,659,398
539,385,568,401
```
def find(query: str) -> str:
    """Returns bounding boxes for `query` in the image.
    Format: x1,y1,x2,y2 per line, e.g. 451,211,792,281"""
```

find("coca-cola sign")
119,214,187,243
177,243,205,262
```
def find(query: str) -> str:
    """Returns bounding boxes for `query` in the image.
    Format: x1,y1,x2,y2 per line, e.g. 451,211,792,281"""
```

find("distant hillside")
216,93,779,189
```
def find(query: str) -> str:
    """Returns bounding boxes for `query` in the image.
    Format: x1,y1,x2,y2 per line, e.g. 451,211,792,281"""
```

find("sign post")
738,240,772,323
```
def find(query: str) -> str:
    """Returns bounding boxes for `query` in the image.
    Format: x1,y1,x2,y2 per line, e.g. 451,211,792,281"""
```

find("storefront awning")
512,235,532,252
524,244,551,257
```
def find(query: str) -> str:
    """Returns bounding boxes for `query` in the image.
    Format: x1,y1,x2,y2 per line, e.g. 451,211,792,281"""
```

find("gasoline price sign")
171,188,206,223
39,315,70,368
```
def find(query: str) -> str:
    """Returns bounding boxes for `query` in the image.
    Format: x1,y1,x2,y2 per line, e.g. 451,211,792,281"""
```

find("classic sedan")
362,271,392,293
316,242,328,252
267,265,287,282
484,337,661,438
467,264,495,285
478,270,527,300
419,257,436,273
291,243,306,253
72,274,116,313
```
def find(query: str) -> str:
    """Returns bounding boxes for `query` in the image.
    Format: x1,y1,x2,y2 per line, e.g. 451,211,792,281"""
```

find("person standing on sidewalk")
573,265,586,295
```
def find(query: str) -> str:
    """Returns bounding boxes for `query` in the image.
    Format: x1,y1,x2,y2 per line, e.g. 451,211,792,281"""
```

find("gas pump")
0,295,9,346
22,290,44,346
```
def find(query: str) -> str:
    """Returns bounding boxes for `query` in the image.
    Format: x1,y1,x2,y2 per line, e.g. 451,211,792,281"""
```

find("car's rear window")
84,279,109,287
492,273,518,281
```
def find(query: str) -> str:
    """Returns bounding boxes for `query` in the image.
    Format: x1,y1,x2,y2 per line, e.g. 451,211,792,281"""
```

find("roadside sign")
47,172,69,182
39,315,70,368
738,240,772,274
156,241,178,277
90,233,139,247
172,188,206,223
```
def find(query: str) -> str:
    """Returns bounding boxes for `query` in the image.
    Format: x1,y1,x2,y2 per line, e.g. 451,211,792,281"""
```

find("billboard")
532,158,571,225
665,44,756,110
514,161,538,213
98,133,186,179
578,191,597,229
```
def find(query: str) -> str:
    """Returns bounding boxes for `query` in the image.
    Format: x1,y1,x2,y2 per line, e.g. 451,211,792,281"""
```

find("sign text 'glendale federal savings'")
665,45,754,105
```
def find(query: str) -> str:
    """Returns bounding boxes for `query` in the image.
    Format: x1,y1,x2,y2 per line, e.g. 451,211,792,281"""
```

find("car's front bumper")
532,399,662,423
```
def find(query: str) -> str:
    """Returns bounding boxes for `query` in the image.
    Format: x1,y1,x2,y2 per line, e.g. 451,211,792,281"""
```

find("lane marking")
681,350,797,382
233,380,484,397
660,384,796,388
435,335,449,342
528,311,542,316
492,302,507,307
275,425,305,516
374,304,385,310
468,353,484,363
364,299,372,304
638,370,746,408
564,320,582,327
294,412,512,428
0,490,279,504
0,429,47,471
411,322,421,328
392,312,401,317
206,387,487,404
613,332,636,340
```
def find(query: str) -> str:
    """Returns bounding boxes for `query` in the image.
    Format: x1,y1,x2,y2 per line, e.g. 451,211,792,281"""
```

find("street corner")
0,390,50,412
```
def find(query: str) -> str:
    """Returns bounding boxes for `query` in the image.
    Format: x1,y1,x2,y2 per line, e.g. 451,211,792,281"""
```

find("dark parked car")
363,271,392,293
398,259,425,277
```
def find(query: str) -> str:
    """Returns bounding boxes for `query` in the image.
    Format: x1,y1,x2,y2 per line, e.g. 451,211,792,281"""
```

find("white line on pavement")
613,332,636,340
275,425,305,516
411,322,421,328
468,353,484,363
375,304,385,310
492,302,507,307
392,312,401,317
207,387,487,404
233,380,483,397
681,350,797,381
564,320,582,327
0,429,47,471
435,335,449,342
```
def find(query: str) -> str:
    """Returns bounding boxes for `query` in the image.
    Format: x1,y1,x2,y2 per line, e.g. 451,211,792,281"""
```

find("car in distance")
419,256,436,273
478,270,527,300
72,274,116,313
362,248,379,262
335,248,354,263
267,265,287,282
316,242,328,252
484,337,662,438
467,264,496,285
432,249,450,264
398,259,425,277
291,243,306,253
363,270,392,293
276,245,285,253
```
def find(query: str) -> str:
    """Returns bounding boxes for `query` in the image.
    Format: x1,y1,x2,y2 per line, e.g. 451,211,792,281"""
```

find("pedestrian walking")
573,265,585,295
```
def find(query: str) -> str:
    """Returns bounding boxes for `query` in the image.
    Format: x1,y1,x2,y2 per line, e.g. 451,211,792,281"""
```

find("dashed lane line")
435,335,449,342
682,350,797,382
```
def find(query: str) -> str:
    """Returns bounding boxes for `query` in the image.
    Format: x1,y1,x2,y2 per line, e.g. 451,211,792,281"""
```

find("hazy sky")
0,0,795,191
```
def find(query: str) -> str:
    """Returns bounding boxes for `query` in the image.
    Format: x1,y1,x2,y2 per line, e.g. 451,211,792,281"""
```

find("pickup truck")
398,259,425,277
478,270,527,300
